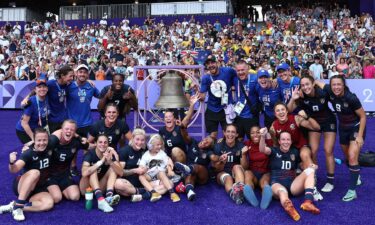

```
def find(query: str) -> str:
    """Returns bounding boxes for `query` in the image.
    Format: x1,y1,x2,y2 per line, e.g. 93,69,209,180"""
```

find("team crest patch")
201,153,207,159
330,124,336,130
353,132,358,138
115,129,120,135
48,150,53,156
320,98,325,104
172,131,177,137
290,124,296,130
291,154,295,161
72,148,76,154
343,102,348,108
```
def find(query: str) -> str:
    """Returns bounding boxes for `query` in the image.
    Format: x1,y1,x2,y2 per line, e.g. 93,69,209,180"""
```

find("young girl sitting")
138,134,180,202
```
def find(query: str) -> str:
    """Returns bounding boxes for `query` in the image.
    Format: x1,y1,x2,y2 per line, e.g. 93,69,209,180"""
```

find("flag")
196,50,211,65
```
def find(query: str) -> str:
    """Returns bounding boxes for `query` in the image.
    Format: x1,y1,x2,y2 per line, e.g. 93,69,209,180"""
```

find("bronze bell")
155,71,189,109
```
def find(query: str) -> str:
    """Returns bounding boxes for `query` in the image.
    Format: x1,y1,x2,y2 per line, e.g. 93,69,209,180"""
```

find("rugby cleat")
187,189,196,201
313,187,323,201
342,190,357,202
300,200,320,214
170,193,180,202
150,192,162,202
283,199,300,221
98,199,114,213
130,194,143,203
12,208,25,221
175,182,186,193
243,185,259,207
230,183,244,205
321,183,334,193
105,194,120,206
0,201,14,214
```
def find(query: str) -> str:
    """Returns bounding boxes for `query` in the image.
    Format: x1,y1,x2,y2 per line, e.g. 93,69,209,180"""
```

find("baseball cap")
276,62,290,71
35,75,47,87
204,57,216,65
75,64,89,71
257,69,270,78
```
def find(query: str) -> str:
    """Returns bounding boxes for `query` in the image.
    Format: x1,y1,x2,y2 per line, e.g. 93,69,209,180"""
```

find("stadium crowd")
0,2,373,223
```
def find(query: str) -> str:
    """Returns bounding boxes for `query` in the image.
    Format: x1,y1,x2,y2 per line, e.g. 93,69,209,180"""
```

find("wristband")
95,160,104,167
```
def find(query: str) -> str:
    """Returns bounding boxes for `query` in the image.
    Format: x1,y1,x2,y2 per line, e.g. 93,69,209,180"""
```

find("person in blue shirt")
199,58,237,139
16,77,49,144
233,61,259,140
66,64,100,137
276,62,300,104
255,69,282,129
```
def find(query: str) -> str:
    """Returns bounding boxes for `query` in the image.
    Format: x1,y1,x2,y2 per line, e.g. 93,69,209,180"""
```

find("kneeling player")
209,124,249,204
260,128,320,221
79,135,123,213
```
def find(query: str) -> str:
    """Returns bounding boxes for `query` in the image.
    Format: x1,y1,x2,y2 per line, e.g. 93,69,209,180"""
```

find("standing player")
276,63,300,104
199,58,237,139
88,103,132,149
259,128,320,221
66,64,100,137
46,120,89,203
209,124,249,204
232,60,259,140
97,73,138,120
255,69,282,129
159,95,198,163
316,75,366,201
79,135,123,213
0,128,54,221
16,77,49,144
288,76,337,192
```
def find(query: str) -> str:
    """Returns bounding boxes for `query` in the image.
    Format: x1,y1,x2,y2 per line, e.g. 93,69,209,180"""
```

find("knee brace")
277,187,287,194
220,173,231,185
304,167,315,176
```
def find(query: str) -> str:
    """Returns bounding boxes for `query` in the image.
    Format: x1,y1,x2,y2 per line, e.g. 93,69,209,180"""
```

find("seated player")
209,124,249,204
46,119,89,203
241,125,273,209
0,128,54,221
138,134,180,203
115,128,151,202
259,128,320,221
174,125,214,201
79,134,123,213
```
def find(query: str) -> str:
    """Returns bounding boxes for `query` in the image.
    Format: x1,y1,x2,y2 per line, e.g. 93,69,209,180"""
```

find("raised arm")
8,152,26,173
259,128,272,155
287,86,300,113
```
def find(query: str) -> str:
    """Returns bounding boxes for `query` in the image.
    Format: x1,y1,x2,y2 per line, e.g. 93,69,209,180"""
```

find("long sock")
106,189,114,197
327,173,334,185
304,188,314,201
349,165,360,190
94,189,104,201
137,188,146,194
186,184,194,192
188,164,195,175
13,199,27,210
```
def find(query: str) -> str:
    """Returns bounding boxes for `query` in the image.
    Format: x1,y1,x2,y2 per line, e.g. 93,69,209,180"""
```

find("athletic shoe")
187,189,196,201
357,175,362,186
243,185,259,207
321,183,334,193
300,200,320,214
283,199,300,221
260,185,273,209
12,208,25,221
313,187,323,201
342,190,357,202
105,194,120,206
130,194,143,203
175,182,186,193
70,166,80,177
0,201,14,214
175,162,192,177
150,192,162,202
98,199,114,213
230,183,244,205
170,193,180,202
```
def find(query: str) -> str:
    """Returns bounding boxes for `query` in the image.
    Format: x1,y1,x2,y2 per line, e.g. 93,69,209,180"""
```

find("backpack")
359,151,375,167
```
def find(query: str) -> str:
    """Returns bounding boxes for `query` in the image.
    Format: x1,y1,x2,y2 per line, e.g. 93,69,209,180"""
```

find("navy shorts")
339,124,366,145
253,171,267,181
125,175,142,188
46,172,76,191
311,116,337,133
271,177,293,192
205,109,227,134
13,175,48,198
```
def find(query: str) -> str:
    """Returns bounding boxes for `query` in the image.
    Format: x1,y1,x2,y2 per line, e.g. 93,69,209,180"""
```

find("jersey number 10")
281,160,291,170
